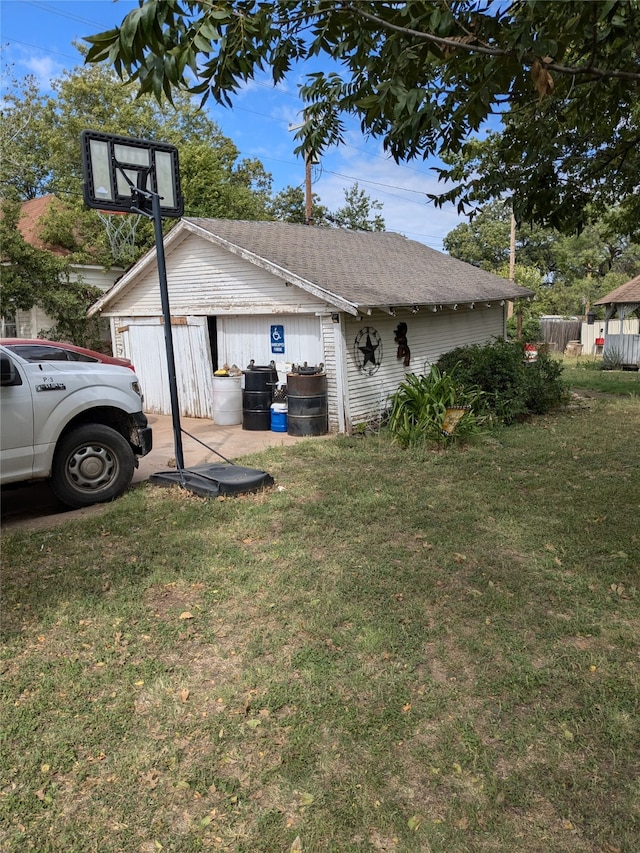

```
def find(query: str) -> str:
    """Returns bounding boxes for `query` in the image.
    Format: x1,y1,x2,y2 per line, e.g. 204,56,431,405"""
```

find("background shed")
595,274,640,368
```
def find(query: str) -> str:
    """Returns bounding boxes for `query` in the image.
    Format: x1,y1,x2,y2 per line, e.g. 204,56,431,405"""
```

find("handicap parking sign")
271,324,285,354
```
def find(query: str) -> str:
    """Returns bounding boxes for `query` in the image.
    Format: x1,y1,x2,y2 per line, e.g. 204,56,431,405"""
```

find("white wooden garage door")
125,318,213,418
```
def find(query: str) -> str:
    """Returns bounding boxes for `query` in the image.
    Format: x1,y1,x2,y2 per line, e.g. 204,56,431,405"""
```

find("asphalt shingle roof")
594,273,640,306
184,218,532,309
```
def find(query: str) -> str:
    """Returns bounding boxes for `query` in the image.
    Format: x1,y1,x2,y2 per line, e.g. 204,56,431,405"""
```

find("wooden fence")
539,318,581,353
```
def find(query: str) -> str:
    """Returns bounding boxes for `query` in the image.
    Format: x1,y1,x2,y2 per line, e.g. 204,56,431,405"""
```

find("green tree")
0,59,275,264
0,200,102,345
268,185,331,226
268,183,384,230
0,75,53,201
85,1,640,235
444,200,640,317
443,200,513,272
330,183,385,232
178,141,272,220
1,59,278,342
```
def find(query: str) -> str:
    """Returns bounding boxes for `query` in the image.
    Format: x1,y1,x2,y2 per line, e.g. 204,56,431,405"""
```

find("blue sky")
1,0,468,249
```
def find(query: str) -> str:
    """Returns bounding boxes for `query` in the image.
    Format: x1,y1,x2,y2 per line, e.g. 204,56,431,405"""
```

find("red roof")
17,195,70,256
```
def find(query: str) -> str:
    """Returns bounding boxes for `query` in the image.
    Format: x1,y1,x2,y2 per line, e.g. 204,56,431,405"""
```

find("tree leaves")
83,0,640,236
530,59,555,101
442,199,640,316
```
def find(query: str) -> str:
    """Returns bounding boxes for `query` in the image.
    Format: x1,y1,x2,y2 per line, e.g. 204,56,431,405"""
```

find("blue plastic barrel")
270,403,288,432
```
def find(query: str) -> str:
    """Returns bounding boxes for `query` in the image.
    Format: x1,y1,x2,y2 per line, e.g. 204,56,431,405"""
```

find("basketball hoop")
81,130,183,218
97,208,142,264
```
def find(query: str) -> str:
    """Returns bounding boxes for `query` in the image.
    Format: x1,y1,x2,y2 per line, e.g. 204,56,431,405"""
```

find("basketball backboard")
81,130,183,218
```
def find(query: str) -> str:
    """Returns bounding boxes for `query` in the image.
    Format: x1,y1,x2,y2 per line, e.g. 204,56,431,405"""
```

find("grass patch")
563,359,640,396
2,396,639,852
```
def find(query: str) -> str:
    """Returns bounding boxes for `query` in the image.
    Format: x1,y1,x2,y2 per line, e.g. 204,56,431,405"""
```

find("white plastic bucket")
212,375,242,425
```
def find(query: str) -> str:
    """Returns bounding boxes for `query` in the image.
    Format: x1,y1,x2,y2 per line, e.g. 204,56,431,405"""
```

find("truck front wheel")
50,424,136,508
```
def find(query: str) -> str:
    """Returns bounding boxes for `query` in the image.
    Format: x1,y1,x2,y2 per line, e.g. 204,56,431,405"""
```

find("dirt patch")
143,579,205,619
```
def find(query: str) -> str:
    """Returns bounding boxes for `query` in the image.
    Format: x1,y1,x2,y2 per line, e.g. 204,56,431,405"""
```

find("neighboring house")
594,273,640,368
2,195,124,340
88,218,533,432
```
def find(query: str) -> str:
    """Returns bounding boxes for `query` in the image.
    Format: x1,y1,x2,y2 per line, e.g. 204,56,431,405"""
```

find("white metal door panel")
0,357,35,481
219,315,324,377
127,325,169,415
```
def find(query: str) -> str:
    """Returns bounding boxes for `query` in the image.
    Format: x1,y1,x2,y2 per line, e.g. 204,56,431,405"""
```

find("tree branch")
347,4,640,82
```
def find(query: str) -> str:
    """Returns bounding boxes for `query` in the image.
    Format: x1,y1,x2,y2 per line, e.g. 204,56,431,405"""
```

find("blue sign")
271,324,285,354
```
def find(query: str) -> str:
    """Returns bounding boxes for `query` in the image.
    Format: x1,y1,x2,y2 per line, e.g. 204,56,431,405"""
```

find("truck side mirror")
0,354,21,386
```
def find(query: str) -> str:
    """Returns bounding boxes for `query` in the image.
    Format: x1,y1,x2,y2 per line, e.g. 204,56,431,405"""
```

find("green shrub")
435,338,569,424
388,366,483,447
506,315,541,343
524,351,569,413
602,348,624,370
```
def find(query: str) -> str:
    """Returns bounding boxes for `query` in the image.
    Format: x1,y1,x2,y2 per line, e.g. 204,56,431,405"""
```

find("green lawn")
1,393,639,852
562,358,640,397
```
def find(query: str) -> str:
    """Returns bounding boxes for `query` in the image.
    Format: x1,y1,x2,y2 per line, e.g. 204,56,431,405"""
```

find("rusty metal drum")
286,366,328,437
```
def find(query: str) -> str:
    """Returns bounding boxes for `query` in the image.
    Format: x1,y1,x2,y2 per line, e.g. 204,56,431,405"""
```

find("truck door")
0,352,35,481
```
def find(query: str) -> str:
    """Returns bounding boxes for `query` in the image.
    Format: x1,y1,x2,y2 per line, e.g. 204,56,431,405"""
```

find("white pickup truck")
0,345,152,508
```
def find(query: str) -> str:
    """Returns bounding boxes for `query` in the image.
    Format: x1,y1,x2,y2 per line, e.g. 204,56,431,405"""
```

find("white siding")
15,306,54,338
101,233,335,419
320,315,343,433
104,235,331,317
100,231,508,429
343,305,504,426
118,303,505,425
219,315,324,380
582,318,640,355
70,264,124,292
13,265,122,340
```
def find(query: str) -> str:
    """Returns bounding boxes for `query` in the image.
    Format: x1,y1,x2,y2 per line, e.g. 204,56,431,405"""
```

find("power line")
3,36,81,63
322,168,431,198
22,0,136,28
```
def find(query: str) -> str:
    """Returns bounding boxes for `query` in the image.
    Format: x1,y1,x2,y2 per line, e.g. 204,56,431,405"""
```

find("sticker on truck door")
36,379,66,391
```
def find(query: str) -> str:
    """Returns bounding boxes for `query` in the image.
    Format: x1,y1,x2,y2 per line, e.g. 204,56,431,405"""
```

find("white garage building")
89,218,532,434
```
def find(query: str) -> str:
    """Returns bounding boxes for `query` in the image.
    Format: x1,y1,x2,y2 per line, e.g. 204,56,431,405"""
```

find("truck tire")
50,424,136,508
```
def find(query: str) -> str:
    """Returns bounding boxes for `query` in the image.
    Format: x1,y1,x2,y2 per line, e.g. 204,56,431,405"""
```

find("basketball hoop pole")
128,181,185,476
151,191,185,474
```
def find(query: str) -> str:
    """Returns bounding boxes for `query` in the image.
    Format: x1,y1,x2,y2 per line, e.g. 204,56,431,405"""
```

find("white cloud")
313,144,465,250
20,54,62,91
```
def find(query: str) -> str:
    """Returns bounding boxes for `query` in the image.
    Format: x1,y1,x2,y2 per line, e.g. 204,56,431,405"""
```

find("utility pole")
509,209,523,338
304,150,313,225
509,212,516,282
289,112,315,225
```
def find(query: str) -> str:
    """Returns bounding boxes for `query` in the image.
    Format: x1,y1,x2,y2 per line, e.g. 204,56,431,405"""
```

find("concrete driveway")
136,414,304,480
1,414,311,531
